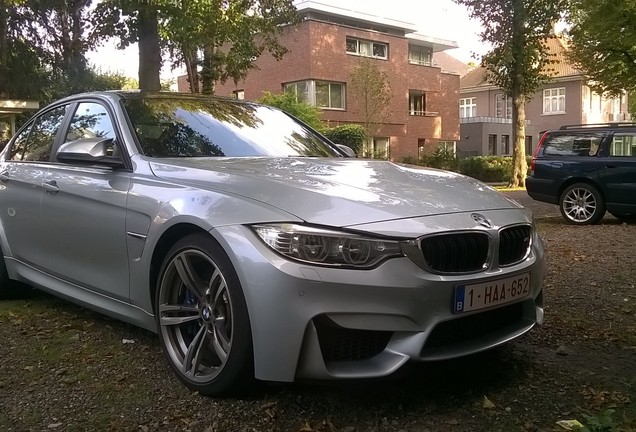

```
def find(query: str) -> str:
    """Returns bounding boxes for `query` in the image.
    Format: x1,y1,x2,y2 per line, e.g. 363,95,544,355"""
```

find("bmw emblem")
471,213,492,228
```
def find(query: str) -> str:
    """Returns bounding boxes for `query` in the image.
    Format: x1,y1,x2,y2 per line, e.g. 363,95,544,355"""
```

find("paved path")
502,190,560,219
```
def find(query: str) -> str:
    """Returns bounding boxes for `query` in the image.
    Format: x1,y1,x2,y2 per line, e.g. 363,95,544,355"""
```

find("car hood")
148,157,522,227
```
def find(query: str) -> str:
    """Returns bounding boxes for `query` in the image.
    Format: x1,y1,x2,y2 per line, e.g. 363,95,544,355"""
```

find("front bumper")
211,217,546,383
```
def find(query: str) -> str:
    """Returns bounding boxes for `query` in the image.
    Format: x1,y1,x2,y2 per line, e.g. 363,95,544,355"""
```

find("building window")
283,81,310,103
488,134,497,155
502,135,510,155
233,90,245,100
460,97,476,118
346,38,388,59
525,136,533,155
284,80,345,109
409,90,426,116
408,45,433,66
438,141,456,156
370,137,390,159
496,94,512,118
543,87,566,114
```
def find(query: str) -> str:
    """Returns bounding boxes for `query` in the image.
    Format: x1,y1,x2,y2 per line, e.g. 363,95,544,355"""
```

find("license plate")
454,272,531,314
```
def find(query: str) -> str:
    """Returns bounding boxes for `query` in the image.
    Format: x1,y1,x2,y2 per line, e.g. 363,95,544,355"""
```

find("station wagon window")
66,102,116,143
10,105,67,162
542,133,605,157
609,134,636,157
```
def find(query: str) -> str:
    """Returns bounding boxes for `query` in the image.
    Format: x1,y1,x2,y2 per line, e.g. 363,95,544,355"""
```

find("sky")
86,0,487,79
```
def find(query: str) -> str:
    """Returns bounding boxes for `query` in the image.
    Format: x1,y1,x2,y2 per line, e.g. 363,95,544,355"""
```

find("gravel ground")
0,216,634,432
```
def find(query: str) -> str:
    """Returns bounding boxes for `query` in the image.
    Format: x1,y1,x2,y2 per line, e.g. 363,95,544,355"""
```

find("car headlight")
252,224,404,268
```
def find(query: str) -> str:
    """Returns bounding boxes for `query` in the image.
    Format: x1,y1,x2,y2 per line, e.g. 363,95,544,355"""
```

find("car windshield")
122,97,341,158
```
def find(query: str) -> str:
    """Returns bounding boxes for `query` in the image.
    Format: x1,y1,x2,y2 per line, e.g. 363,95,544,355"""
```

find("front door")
40,101,131,301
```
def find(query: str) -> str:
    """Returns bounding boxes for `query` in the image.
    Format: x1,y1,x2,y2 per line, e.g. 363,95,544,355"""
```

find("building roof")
460,36,581,90
294,1,418,33
433,52,472,77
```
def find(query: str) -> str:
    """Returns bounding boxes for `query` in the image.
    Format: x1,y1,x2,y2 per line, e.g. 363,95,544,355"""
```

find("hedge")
401,153,533,183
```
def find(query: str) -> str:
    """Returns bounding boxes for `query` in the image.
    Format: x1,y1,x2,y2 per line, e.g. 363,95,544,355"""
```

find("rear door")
597,132,636,212
0,105,68,268
531,131,607,197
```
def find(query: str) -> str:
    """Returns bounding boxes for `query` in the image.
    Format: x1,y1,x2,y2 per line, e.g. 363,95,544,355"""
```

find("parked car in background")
527,123,636,225
0,91,546,395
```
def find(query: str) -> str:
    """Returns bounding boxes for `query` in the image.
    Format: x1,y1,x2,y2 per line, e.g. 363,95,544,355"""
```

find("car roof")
52,90,248,106
554,123,636,132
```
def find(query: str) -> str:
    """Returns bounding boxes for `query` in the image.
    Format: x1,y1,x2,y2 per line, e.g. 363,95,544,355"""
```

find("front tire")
559,183,605,225
155,233,253,396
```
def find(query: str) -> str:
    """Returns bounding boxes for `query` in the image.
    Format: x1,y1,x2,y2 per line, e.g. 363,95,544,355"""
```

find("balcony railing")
460,116,532,125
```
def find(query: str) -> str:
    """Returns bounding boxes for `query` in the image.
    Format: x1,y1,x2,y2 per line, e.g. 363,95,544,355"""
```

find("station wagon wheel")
155,233,253,396
559,183,605,225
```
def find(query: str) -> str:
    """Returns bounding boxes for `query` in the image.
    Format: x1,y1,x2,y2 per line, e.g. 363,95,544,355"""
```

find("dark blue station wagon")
526,123,636,225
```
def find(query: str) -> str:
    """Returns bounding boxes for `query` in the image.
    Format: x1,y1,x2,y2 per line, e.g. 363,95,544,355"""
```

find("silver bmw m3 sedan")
0,91,545,395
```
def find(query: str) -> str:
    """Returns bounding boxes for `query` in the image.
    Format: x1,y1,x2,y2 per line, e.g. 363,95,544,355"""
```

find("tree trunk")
508,0,528,188
138,6,161,91
0,2,8,97
511,94,528,188
201,44,215,94
183,46,200,93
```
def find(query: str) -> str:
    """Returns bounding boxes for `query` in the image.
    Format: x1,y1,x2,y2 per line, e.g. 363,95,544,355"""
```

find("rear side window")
10,105,68,162
609,133,636,157
542,132,606,157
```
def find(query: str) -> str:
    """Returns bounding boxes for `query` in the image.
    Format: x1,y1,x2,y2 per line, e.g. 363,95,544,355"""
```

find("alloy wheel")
561,187,597,223
158,249,234,383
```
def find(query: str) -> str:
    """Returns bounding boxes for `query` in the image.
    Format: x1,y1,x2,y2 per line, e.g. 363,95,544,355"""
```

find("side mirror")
335,144,357,158
57,137,124,168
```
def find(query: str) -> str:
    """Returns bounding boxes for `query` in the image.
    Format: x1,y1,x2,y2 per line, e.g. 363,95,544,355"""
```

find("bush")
401,153,533,183
258,91,324,131
459,156,513,182
400,148,458,171
323,124,366,154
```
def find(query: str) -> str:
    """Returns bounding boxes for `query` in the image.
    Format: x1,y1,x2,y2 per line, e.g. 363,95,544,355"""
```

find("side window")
8,125,33,161
542,133,605,157
609,134,636,157
10,106,67,162
65,102,116,143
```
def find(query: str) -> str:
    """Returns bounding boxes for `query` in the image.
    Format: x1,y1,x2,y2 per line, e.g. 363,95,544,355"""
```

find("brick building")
177,1,463,162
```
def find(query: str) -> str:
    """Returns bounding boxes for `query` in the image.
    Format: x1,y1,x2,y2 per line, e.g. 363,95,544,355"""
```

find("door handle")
42,179,59,193
550,162,563,168
0,171,9,182
604,165,617,169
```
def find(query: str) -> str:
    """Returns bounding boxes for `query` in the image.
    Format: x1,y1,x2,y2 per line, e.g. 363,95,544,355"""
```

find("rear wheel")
155,233,253,396
559,183,605,225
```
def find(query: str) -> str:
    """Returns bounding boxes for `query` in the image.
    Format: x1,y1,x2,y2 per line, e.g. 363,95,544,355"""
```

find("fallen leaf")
482,395,496,409
556,419,584,430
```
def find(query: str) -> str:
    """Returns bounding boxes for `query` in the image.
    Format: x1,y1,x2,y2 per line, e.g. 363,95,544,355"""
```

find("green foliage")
323,124,366,154
568,0,636,95
416,148,460,171
401,154,534,183
459,156,514,182
401,148,459,171
581,409,617,432
258,91,324,131
162,0,300,93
